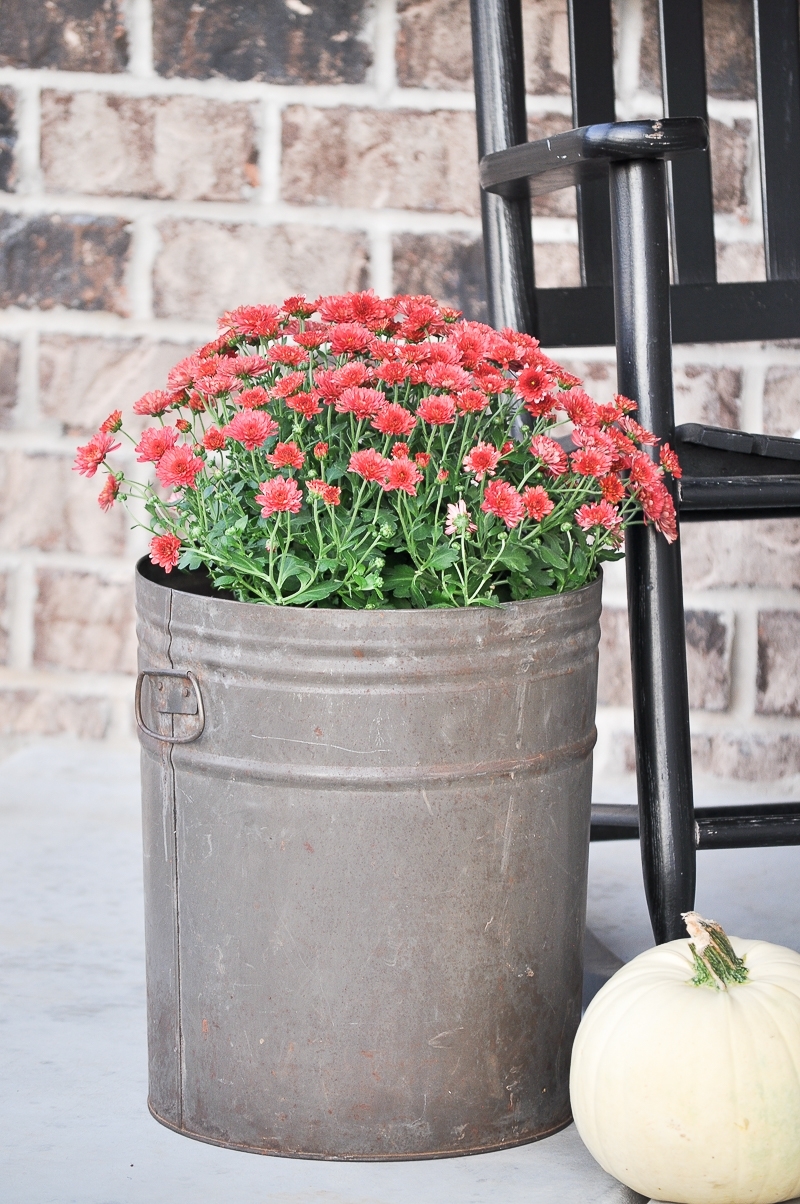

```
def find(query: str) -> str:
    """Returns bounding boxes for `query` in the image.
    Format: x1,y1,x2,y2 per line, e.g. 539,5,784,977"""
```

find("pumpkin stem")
681,911,749,990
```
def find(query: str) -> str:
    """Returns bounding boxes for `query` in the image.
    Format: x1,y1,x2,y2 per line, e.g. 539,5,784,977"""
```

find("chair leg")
470,0,537,333
609,159,697,943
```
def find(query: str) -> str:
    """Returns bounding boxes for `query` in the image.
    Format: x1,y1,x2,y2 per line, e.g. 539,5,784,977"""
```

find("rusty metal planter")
135,558,602,1160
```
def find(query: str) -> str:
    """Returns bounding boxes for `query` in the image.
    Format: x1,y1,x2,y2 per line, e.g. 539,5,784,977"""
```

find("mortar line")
8,558,36,671
13,80,42,196
127,0,155,78
14,329,40,431
371,0,398,100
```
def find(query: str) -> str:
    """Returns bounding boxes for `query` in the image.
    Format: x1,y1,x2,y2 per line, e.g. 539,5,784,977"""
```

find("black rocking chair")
469,0,800,943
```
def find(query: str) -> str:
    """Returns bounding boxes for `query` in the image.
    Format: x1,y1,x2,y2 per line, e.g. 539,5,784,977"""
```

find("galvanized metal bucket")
135,558,601,1160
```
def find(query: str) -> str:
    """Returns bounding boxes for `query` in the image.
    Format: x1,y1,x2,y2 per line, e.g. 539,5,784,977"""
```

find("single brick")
0,213,130,313
396,0,473,90
0,337,19,428
682,518,800,590
392,233,487,322
533,242,580,288
153,0,371,83
0,450,127,555
0,569,10,664
0,0,126,71
154,220,369,323
692,731,800,781
598,606,733,712
705,0,755,100
396,0,570,95
685,609,733,712
41,92,259,203
282,106,480,216
0,689,111,738
0,85,16,192
39,335,196,436
709,118,751,218
673,365,741,428
757,611,800,717
763,367,800,437
34,569,136,674
716,241,765,284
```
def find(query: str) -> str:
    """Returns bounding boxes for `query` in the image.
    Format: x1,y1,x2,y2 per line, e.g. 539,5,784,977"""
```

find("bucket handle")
135,670,205,744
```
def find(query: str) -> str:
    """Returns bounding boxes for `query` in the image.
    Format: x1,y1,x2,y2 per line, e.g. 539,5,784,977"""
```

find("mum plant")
75,291,679,608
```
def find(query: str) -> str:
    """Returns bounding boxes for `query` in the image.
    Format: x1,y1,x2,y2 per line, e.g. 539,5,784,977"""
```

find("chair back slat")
659,0,716,283
754,0,800,281
568,0,615,286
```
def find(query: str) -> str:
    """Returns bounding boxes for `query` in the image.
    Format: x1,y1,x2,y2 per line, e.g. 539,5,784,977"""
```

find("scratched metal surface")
135,563,602,1159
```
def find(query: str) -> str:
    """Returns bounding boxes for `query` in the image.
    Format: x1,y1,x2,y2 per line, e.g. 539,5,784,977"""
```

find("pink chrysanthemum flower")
392,442,410,459
375,362,411,385
73,431,121,478
285,391,322,418
149,532,181,573
618,415,659,445
659,442,682,478
133,390,174,416
230,354,272,377
425,362,472,392
481,480,524,529
97,475,120,511
202,426,226,451
371,403,416,436
166,357,201,392
463,441,500,481
219,304,281,339
417,395,456,425
529,435,568,477
267,441,304,470
306,479,341,506
223,411,279,450
329,323,374,355
238,386,270,410
270,371,306,400
570,446,614,478
521,485,554,522
294,323,331,350
255,477,303,516
445,499,477,536
455,389,489,414
267,346,306,367
600,474,626,503
562,388,599,427
135,426,179,464
415,452,431,468
156,446,204,490
281,294,316,319
314,363,369,402
575,500,623,532
100,410,122,433
384,458,423,496
349,449,390,483
515,364,556,416
313,441,329,459
335,387,387,419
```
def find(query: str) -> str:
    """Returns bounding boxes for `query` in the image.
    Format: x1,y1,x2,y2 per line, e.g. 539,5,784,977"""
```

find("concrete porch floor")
1,740,799,1204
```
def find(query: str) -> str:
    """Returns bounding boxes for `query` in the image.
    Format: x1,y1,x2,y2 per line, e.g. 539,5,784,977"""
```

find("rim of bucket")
135,555,602,619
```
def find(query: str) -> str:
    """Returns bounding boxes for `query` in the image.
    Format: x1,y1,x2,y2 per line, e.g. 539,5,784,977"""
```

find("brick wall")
0,0,798,775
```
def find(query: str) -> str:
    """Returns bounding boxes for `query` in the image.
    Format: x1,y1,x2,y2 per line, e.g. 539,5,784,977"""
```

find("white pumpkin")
570,913,800,1204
